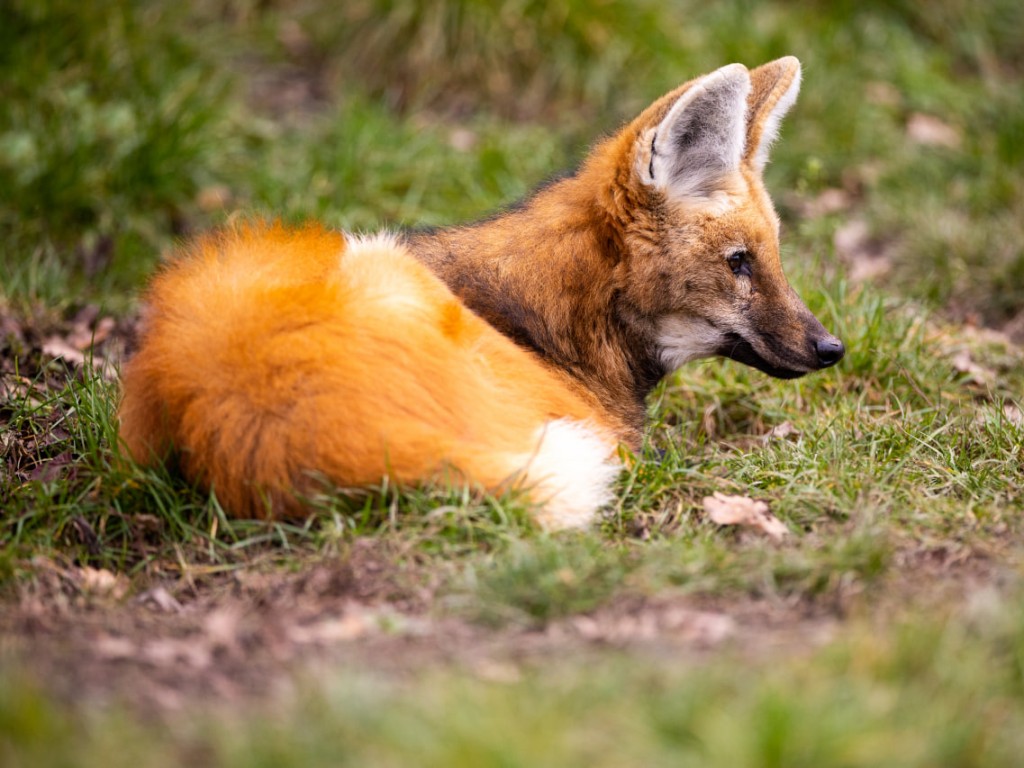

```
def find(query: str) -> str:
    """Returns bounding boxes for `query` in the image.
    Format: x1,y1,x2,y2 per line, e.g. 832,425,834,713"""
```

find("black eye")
727,251,753,278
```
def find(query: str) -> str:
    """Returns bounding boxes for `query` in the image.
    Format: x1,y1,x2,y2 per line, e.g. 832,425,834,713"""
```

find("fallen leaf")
94,635,136,660
604,612,659,642
141,638,211,669
27,451,76,484
448,127,478,153
865,81,901,107
41,336,87,366
136,586,183,613
277,19,311,57
1003,403,1023,426
0,313,25,345
763,421,800,442
471,659,521,684
77,566,129,600
287,612,371,644
959,323,1014,348
703,493,788,541
661,608,737,645
0,375,35,400
196,184,233,212
1002,309,1024,344
833,219,891,282
570,615,601,639
203,607,243,651
41,329,118,379
804,188,851,218
66,315,116,350
701,402,718,439
568,605,735,646
907,113,961,149
974,402,1024,429
951,349,995,385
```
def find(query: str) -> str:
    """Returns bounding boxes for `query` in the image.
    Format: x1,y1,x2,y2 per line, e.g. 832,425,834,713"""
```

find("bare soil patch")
1,537,1007,717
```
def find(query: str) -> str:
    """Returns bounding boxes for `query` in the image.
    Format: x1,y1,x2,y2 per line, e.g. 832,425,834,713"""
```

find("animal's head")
592,56,843,379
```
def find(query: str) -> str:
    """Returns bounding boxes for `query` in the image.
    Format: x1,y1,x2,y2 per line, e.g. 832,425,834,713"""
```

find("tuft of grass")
468,536,635,626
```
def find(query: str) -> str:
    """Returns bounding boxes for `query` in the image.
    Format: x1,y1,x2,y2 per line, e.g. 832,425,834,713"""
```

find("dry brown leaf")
94,635,136,660
833,219,870,256
1002,309,1024,345
959,324,1015,347
66,315,116,350
27,451,77,484
77,566,129,600
865,81,901,107
763,421,800,442
42,331,118,379
660,607,737,644
569,606,735,646
1,375,34,400
142,639,212,669
951,349,996,385
203,607,244,651
448,127,478,153
69,516,102,555
907,113,961,148
41,336,87,366
471,659,522,684
196,184,233,212
974,403,1024,428
703,492,789,541
277,19,311,56
1003,403,1023,426
833,219,891,282
0,313,25,344
136,586,183,613
286,612,371,644
804,188,851,218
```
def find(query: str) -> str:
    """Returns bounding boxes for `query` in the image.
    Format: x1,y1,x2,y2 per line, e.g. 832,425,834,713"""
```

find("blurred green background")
2,0,1022,328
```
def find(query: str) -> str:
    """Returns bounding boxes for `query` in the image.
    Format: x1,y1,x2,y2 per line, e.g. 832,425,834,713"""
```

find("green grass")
2,0,1024,763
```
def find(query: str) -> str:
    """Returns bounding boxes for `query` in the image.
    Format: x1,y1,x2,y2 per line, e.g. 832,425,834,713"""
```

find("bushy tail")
119,222,619,526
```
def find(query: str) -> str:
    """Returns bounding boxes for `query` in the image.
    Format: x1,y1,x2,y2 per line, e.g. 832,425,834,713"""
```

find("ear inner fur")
646,63,752,201
744,56,802,170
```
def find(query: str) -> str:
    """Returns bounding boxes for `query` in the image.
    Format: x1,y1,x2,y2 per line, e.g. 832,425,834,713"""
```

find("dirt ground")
2,536,1006,718
0,550,822,715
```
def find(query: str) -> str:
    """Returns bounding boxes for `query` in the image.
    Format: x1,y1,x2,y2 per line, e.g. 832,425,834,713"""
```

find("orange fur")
119,222,616,519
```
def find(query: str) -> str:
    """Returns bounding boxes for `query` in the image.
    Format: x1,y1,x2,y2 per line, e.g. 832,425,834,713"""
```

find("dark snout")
814,335,845,368
797,292,844,372
718,310,845,379
716,286,845,379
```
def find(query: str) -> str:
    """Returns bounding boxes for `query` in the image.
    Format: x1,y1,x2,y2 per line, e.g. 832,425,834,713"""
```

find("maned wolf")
119,56,844,530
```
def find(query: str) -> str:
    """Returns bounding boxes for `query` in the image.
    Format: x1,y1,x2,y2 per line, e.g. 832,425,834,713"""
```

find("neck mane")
402,143,664,444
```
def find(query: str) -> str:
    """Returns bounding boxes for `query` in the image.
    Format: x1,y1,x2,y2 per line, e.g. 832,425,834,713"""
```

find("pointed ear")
744,56,802,171
643,63,751,202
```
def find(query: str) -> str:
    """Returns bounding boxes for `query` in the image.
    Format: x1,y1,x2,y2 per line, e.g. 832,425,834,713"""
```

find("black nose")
815,336,845,368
